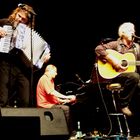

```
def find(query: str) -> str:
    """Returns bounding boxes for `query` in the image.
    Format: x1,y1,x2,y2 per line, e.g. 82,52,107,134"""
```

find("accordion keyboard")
0,25,13,53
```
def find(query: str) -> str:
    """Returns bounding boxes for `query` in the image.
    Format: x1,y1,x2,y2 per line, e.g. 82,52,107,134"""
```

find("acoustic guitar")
97,49,140,79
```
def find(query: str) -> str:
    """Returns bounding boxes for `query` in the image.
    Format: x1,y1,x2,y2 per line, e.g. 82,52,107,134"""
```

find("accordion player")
0,23,51,69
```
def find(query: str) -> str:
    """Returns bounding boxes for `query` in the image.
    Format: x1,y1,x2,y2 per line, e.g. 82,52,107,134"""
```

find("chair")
106,83,130,137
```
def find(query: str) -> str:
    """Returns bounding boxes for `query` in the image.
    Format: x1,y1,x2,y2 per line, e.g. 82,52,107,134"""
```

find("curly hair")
8,4,36,28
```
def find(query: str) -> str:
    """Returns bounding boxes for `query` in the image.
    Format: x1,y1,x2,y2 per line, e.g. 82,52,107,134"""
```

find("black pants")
52,104,74,134
113,72,140,108
0,60,30,107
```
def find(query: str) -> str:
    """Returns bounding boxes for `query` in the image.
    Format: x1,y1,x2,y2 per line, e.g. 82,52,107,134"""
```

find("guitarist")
95,22,140,116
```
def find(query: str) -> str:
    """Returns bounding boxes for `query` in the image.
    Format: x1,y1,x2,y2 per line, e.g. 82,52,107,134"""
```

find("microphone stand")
29,14,34,107
75,74,86,91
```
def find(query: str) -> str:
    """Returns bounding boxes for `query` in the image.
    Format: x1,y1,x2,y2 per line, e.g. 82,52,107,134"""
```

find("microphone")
75,74,84,84
18,3,26,7
132,34,140,39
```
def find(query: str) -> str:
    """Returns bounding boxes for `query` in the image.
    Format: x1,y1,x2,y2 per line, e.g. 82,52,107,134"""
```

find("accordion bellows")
0,23,50,69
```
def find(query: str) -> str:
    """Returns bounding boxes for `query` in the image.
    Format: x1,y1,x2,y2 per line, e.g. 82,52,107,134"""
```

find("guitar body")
97,49,136,79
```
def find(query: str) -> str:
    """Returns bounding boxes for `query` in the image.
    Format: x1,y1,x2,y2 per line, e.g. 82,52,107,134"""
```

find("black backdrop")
1,0,140,136
1,0,140,84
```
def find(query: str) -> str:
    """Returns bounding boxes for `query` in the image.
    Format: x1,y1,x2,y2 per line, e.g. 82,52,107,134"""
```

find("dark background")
1,0,140,136
1,0,140,85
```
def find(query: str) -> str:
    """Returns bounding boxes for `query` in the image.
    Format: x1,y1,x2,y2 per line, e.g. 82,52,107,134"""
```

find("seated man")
36,64,77,139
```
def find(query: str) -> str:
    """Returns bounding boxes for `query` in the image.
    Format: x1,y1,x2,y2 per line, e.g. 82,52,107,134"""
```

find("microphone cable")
94,62,113,137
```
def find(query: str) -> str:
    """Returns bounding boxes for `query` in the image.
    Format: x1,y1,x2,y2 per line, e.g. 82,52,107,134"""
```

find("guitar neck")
136,61,140,66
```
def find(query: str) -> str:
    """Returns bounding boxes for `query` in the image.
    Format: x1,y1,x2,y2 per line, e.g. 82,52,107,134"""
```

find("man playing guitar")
95,22,140,116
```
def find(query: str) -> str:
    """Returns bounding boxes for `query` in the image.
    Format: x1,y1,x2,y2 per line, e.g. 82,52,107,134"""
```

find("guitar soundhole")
121,60,128,67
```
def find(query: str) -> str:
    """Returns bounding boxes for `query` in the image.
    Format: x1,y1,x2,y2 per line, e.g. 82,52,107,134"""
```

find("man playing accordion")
0,3,51,107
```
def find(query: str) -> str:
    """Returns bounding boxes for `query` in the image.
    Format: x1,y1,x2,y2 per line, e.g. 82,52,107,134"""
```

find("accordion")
0,23,50,69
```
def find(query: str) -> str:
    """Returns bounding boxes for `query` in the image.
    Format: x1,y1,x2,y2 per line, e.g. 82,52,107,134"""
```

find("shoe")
121,106,132,116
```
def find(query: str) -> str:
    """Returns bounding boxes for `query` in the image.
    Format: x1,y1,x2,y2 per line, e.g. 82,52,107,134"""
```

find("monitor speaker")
0,108,69,139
